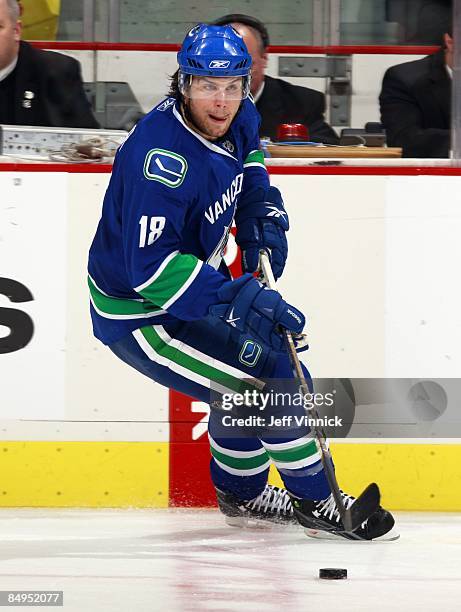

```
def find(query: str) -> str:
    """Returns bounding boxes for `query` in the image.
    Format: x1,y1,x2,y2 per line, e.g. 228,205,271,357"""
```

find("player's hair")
5,0,21,22
168,70,181,100
211,14,269,55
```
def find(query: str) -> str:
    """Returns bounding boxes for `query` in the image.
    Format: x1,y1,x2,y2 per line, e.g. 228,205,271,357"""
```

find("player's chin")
206,121,231,139
209,113,234,132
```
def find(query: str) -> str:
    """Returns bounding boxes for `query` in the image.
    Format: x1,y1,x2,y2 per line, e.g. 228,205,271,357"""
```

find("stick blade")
343,482,381,533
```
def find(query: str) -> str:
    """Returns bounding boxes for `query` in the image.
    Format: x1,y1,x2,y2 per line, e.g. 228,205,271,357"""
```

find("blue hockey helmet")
177,24,252,99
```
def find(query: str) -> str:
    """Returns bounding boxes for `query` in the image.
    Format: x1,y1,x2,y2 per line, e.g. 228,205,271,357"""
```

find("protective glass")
179,73,251,100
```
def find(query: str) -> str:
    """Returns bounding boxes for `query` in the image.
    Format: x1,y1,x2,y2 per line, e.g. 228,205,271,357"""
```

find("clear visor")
178,73,251,100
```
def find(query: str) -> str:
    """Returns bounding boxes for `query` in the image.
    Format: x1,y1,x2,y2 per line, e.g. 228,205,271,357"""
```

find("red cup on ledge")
276,123,309,142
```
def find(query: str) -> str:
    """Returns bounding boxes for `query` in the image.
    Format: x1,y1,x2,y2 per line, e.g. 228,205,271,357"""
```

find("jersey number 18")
138,216,166,248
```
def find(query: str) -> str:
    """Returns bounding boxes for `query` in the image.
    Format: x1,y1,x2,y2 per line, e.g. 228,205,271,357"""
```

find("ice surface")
0,509,459,611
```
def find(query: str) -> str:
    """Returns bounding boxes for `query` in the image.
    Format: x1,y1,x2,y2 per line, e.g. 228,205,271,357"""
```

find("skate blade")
304,527,400,542
225,516,277,530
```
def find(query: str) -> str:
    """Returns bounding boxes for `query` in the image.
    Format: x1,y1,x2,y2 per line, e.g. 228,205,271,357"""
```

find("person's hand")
209,274,304,350
235,186,288,280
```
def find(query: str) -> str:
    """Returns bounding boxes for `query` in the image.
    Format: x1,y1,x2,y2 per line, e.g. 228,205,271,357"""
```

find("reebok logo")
287,309,302,325
156,98,175,112
265,205,287,219
209,60,231,69
226,308,240,327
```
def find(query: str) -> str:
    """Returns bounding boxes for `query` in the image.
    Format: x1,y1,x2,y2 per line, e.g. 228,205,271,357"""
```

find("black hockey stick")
258,250,380,533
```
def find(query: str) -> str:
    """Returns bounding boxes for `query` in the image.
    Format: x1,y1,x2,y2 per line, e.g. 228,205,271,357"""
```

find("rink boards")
1,166,461,510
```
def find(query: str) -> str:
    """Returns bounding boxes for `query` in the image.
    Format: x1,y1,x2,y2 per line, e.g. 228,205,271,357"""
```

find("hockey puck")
319,568,347,580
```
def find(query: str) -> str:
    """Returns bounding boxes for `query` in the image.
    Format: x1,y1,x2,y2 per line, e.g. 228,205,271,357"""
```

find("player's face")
186,76,242,140
0,0,21,71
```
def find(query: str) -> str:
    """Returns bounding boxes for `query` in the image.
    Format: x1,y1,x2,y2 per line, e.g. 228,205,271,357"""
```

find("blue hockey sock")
262,353,332,500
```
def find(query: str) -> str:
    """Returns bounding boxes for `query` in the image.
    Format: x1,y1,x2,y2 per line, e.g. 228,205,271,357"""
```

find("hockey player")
88,24,396,540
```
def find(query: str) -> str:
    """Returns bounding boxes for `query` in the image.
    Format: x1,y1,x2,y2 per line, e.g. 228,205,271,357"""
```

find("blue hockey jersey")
88,97,269,345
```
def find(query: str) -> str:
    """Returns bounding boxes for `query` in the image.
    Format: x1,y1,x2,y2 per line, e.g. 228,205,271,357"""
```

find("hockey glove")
235,186,289,280
208,273,305,351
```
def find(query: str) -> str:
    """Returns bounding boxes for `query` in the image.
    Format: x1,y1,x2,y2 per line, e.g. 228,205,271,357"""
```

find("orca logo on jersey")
205,173,243,224
143,149,188,188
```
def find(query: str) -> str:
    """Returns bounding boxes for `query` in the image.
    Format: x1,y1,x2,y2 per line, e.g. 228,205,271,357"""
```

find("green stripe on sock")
266,440,318,463
88,276,161,316
138,253,198,307
210,446,269,470
140,326,258,394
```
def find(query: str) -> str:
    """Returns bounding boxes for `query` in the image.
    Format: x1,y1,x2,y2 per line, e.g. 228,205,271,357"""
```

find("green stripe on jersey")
139,325,259,395
88,276,162,316
138,253,199,308
210,445,270,471
266,440,318,463
243,150,265,166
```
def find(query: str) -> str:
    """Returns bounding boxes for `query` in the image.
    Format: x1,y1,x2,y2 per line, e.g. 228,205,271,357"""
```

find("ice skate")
291,490,399,541
217,484,298,528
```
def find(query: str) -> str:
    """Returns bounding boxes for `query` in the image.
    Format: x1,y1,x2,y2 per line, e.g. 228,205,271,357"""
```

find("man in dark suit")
0,0,99,128
212,14,339,144
379,32,452,158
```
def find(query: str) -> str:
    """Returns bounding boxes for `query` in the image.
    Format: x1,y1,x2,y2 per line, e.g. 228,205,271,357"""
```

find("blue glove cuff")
236,186,289,231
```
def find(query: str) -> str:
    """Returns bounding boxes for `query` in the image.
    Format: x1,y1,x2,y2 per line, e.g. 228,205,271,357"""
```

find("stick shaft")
258,251,349,527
